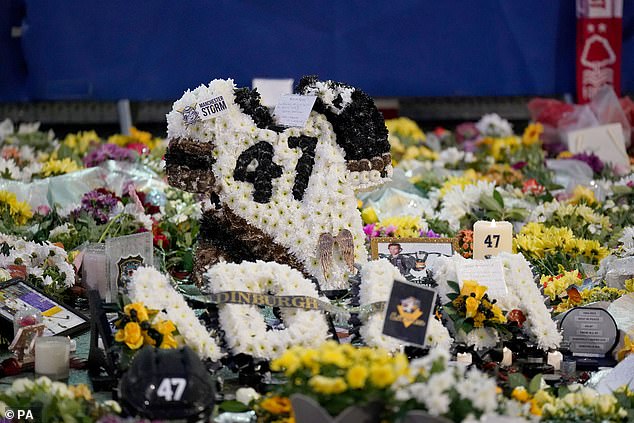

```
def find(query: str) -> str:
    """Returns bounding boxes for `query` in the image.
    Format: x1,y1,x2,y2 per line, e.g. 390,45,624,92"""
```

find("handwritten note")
456,258,508,299
273,94,317,128
252,78,294,108
567,123,629,169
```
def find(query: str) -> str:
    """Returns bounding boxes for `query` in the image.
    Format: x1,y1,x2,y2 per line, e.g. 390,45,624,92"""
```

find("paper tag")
382,279,436,347
273,94,317,128
456,258,508,299
195,95,229,121
252,78,294,108
567,123,629,168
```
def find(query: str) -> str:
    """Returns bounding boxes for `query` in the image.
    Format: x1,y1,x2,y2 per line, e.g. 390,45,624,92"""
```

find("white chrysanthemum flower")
476,113,513,137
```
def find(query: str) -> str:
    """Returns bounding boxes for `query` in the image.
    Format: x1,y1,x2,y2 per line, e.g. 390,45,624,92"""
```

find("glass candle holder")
34,336,70,380
13,307,43,336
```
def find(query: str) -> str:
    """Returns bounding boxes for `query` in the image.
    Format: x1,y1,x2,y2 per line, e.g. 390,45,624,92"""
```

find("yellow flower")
159,334,178,349
62,131,100,155
522,122,543,146
271,350,302,376
439,169,480,197
153,320,178,349
320,349,350,368
557,151,573,159
465,297,479,318
361,207,378,224
115,322,144,349
346,365,368,389
569,185,596,206
308,375,348,395
369,363,396,388
385,117,426,143
511,387,531,403
460,280,487,301
0,190,33,225
617,333,634,361
124,302,150,322
68,384,93,401
154,320,176,335
491,305,507,324
529,399,542,416
260,396,292,414
375,215,422,238
40,158,81,177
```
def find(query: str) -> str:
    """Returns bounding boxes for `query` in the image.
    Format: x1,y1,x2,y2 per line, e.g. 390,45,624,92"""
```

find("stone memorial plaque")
560,307,618,358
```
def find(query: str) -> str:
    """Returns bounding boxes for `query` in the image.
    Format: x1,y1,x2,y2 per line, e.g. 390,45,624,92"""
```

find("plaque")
560,307,619,369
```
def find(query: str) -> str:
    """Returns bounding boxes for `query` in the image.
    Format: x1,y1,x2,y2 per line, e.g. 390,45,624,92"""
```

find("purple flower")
511,161,527,170
571,152,604,174
383,225,397,236
421,229,440,238
363,223,379,239
73,188,120,224
84,143,138,167
455,122,480,143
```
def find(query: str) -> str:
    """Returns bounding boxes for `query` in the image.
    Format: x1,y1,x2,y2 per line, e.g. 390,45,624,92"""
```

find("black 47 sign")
233,136,317,203
484,234,500,248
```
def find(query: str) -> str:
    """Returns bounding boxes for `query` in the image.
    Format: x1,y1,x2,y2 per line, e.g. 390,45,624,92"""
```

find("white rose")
235,387,261,405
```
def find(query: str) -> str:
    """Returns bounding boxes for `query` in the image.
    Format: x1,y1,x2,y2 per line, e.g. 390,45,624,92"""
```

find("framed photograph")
371,237,457,283
0,278,89,337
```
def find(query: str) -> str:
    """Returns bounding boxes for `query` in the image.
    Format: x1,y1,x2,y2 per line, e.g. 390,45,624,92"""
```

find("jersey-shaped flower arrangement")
165,76,391,289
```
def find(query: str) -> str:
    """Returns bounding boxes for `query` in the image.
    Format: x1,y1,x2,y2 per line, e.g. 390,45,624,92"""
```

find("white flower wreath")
129,267,224,361
166,79,392,289
359,259,452,352
434,253,561,350
203,261,330,360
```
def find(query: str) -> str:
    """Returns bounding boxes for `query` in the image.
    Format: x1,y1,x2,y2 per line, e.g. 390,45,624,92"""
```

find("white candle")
82,244,108,299
456,352,472,365
35,337,70,380
473,220,513,260
500,347,513,366
547,351,563,371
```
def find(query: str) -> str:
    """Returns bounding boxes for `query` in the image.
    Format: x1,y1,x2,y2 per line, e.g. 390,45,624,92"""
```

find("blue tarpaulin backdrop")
1,1,633,101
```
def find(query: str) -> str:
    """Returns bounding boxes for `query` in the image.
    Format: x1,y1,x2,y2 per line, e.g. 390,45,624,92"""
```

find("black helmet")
118,346,215,422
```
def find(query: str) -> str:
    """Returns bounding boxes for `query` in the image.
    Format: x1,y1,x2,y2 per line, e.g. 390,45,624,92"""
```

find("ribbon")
180,289,385,322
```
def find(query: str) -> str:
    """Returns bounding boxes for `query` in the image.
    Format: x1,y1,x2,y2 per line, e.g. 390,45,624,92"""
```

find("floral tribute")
434,253,560,350
203,261,330,360
165,76,392,289
443,280,507,334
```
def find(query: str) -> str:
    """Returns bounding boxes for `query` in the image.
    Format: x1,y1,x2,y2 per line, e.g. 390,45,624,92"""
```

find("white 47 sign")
156,377,187,401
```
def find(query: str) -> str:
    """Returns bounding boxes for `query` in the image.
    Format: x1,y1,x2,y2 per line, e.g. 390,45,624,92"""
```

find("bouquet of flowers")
0,377,120,422
113,301,179,368
264,341,409,420
443,280,507,334
514,222,609,275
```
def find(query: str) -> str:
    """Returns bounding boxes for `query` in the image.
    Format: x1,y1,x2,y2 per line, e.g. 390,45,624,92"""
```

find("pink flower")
126,142,149,156
35,205,51,216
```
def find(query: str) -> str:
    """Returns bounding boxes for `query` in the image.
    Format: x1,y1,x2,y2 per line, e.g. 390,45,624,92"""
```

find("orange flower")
260,396,292,414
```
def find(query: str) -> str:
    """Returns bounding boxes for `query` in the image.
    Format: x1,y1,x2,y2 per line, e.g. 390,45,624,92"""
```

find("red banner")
576,0,623,103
